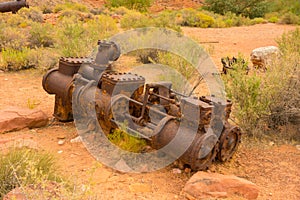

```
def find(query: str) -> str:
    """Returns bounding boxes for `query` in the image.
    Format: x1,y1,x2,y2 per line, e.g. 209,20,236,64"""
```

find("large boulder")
183,171,259,200
0,107,48,133
250,46,280,69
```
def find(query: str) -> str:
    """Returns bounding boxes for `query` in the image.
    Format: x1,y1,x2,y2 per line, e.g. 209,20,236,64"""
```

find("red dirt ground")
0,24,299,199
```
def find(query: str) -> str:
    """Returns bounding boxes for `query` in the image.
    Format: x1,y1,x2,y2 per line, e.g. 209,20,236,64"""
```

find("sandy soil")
0,23,299,199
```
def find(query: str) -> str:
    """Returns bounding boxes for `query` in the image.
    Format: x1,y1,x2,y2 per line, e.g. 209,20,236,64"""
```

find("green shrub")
204,0,271,18
29,22,55,48
0,47,33,71
251,17,267,25
279,12,300,24
265,12,280,23
120,10,153,29
106,0,153,12
0,27,29,50
5,14,29,27
223,29,300,135
53,2,89,13
152,11,182,32
223,56,269,133
85,15,119,41
0,148,62,199
17,7,44,23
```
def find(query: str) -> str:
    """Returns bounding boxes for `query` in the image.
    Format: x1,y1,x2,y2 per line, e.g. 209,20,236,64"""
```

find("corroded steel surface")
43,41,242,171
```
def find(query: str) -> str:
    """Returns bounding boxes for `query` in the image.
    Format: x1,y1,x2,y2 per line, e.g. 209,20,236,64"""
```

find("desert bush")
85,15,119,41
18,7,44,23
251,17,267,25
55,17,88,57
268,29,300,127
223,29,300,135
106,0,153,12
53,2,89,13
0,148,62,199
29,22,55,48
204,0,270,18
264,12,280,23
279,12,300,25
111,6,131,15
0,47,33,71
120,10,153,29
152,11,182,32
0,26,29,50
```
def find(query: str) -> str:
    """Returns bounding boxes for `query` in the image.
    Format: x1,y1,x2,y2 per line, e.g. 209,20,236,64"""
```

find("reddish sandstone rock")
0,107,48,133
183,171,259,200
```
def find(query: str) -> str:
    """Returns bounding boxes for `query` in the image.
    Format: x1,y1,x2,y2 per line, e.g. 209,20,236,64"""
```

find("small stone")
172,168,182,174
184,168,192,173
4,78,8,81
70,136,82,143
174,195,178,199
296,145,300,151
58,140,65,145
57,150,63,154
269,141,275,146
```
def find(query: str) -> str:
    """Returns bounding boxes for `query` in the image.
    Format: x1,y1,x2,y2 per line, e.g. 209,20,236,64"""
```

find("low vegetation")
223,29,300,139
0,148,97,199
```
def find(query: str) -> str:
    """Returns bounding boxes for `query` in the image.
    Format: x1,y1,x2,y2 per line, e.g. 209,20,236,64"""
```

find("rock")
183,171,259,200
0,107,48,134
58,140,65,145
70,136,82,143
250,46,280,69
172,168,182,174
296,145,300,151
129,183,152,193
3,188,26,200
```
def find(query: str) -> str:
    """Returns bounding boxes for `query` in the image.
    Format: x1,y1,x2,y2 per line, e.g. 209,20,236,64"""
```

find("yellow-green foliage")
279,12,300,24
0,148,62,199
17,7,44,22
53,2,89,13
120,10,153,29
0,48,32,71
108,128,147,153
224,29,300,135
29,22,55,48
251,17,267,24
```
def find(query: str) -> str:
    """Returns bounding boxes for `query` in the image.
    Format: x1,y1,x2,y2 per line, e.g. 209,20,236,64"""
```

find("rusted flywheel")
218,125,242,162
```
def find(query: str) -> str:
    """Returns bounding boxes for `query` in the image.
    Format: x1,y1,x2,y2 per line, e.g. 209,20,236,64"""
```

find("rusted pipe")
0,0,29,14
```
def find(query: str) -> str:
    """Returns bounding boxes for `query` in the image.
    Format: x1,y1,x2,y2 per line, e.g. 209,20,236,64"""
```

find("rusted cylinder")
42,68,74,100
152,120,218,170
0,0,29,13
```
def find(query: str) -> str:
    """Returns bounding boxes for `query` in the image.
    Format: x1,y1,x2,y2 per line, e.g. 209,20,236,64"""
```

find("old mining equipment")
0,0,28,13
42,41,242,171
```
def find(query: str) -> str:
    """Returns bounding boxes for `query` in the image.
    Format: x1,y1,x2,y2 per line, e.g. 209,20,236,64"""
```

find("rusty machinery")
0,0,28,13
43,41,242,171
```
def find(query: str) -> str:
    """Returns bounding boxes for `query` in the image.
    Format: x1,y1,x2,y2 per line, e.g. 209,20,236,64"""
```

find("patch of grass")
0,48,33,71
0,148,62,199
279,12,300,24
106,0,153,12
53,2,89,13
108,125,147,153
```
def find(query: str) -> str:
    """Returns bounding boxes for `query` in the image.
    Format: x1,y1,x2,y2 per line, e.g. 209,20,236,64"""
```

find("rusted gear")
191,141,219,171
218,125,242,162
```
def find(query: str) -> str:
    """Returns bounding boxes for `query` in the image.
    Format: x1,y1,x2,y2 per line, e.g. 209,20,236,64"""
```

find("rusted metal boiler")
43,41,242,171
